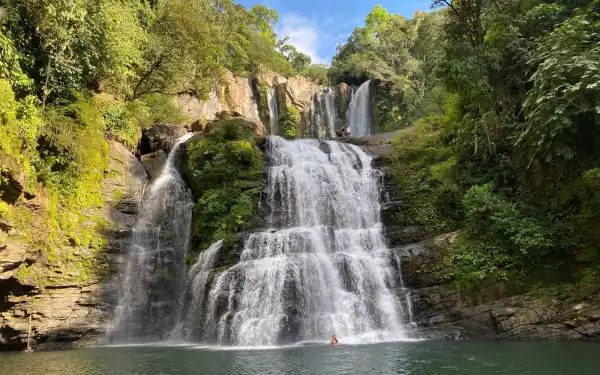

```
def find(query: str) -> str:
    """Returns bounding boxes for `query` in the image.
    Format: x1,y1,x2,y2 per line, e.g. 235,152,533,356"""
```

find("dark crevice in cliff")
0,277,35,312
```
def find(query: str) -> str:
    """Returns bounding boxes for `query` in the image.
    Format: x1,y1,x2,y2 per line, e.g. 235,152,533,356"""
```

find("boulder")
140,124,188,155
190,118,206,132
0,219,13,233
0,241,29,280
140,150,167,181
103,141,148,212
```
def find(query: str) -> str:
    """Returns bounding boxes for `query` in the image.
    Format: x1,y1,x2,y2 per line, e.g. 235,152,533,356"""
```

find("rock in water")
140,150,168,181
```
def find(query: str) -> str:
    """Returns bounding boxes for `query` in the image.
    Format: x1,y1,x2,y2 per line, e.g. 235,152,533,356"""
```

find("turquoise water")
1,341,600,374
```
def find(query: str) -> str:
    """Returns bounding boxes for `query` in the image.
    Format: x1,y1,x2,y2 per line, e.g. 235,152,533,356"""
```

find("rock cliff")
0,141,148,350
393,232,600,341
176,70,353,138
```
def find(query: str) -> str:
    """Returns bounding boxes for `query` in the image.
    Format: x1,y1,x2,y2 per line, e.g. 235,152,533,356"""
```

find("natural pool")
1,341,600,375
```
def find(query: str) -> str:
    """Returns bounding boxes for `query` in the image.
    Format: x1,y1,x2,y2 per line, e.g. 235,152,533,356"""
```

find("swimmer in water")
330,334,339,346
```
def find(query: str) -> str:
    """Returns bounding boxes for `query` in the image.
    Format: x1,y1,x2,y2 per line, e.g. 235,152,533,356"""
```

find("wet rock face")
140,150,167,181
0,141,148,351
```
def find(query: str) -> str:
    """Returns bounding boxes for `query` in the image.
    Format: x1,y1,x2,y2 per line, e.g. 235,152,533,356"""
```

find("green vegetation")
0,0,319,287
0,201,8,217
186,120,263,255
0,80,110,286
278,42,329,84
330,6,443,131
280,105,301,138
254,81,270,122
345,1,600,290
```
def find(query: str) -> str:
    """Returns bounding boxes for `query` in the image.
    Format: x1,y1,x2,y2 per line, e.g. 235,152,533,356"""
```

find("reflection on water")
1,341,600,375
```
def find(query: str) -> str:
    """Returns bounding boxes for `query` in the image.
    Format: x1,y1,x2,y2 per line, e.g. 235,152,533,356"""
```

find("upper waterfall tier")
184,136,412,346
347,80,372,137
176,71,360,139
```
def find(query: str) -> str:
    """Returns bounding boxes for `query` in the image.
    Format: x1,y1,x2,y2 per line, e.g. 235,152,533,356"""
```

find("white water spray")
324,88,337,137
267,88,279,136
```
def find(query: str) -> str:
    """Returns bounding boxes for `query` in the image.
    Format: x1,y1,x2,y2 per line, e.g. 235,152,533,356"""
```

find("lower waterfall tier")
182,136,412,346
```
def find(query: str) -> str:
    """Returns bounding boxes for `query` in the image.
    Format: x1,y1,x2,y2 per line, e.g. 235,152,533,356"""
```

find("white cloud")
276,13,327,64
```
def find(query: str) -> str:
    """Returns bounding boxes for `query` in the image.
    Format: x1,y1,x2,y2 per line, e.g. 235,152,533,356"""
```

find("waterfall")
347,80,372,137
267,88,279,136
109,133,194,342
307,89,337,139
185,136,410,346
324,88,337,137
183,240,223,339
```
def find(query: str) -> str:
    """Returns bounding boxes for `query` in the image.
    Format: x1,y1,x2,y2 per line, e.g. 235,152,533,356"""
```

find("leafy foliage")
387,104,461,233
520,9,600,165
2,0,148,103
280,105,301,138
369,0,600,288
186,120,263,251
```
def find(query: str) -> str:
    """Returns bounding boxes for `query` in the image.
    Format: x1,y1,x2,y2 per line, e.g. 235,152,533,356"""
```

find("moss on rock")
280,105,300,139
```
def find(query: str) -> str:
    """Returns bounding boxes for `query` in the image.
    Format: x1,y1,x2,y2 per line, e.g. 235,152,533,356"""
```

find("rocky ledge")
392,232,600,341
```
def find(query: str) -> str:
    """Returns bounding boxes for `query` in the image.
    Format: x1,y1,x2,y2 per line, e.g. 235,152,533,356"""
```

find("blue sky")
236,0,432,64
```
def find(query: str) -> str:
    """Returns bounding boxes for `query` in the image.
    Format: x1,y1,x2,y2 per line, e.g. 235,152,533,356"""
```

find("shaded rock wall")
393,233,600,341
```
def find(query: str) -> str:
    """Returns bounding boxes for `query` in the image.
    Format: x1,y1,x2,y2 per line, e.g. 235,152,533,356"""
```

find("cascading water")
347,80,372,137
324,88,337,137
184,136,412,346
308,94,327,139
267,88,279,136
306,89,338,139
109,133,194,342
183,240,223,339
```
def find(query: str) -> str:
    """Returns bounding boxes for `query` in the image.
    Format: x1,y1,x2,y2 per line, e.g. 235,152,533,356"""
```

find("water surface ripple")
2,341,600,375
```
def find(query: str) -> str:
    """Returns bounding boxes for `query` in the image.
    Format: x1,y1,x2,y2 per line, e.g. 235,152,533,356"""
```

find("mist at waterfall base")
3,342,600,375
